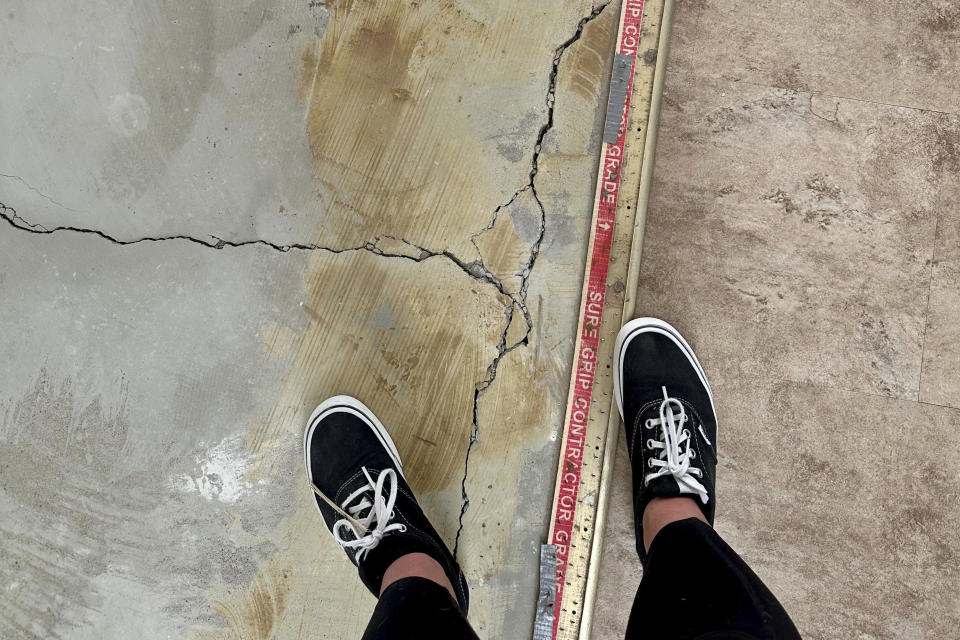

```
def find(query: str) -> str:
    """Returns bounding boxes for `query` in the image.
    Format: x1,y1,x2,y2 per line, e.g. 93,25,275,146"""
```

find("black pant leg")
361,577,479,640
624,518,801,640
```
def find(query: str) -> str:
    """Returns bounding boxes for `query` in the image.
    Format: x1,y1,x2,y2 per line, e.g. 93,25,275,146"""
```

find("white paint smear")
171,435,253,503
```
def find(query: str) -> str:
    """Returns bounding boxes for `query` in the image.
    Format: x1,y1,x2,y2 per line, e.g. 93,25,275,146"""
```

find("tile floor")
594,2,960,639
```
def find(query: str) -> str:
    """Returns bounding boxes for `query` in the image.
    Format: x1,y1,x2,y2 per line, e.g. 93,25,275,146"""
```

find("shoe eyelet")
646,439,656,448
645,418,656,429
689,450,696,459
647,457,655,468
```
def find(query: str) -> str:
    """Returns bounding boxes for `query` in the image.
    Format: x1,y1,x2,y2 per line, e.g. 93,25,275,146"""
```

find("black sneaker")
614,318,719,560
304,395,469,612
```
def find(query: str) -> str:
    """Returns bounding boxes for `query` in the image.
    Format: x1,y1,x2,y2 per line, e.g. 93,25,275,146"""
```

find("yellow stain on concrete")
187,0,621,637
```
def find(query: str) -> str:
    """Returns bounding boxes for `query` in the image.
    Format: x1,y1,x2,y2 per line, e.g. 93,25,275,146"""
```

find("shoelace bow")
311,467,407,561
644,386,711,504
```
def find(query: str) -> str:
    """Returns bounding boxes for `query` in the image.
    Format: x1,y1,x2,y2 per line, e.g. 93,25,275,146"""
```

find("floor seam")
916,210,941,403
916,113,951,404
714,372,960,414
676,73,958,117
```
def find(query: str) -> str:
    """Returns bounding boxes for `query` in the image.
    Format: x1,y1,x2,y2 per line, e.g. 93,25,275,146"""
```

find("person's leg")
304,396,478,639
381,553,458,601
363,574,477,640
625,511,799,639
613,318,800,640
640,495,707,552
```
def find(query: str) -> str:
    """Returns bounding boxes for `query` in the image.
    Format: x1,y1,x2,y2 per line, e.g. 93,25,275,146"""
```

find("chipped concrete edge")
452,0,614,559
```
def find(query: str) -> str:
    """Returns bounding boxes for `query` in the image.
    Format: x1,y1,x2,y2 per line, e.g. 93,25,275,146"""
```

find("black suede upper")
306,404,469,613
619,325,718,561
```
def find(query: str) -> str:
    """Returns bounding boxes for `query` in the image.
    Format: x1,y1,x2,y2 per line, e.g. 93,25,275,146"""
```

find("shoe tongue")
641,393,693,426
336,468,389,515
639,400,662,423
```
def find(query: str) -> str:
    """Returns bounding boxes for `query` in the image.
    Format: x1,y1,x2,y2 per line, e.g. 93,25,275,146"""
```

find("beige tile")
669,0,960,114
595,3,960,638
594,378,960,640
920,118,960,408
634,74,944,399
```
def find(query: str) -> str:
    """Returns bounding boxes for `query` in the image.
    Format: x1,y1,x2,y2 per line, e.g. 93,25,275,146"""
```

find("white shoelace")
643,386,710,504
314,467,407,562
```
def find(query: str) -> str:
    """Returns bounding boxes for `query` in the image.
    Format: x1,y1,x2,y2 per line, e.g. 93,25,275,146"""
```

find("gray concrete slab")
0,0,621,638
0,230,308,638
0,1,325,243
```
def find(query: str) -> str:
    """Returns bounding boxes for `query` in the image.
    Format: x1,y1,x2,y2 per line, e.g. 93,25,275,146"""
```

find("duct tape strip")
533,544,558,640
602,54,634,143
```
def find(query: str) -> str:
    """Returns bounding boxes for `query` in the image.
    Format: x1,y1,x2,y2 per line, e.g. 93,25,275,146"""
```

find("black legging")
362,518,801,640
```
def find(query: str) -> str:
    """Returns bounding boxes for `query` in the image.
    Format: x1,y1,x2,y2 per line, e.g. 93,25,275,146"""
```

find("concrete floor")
2,1,958,640
595,1,960,639
0,1,622,638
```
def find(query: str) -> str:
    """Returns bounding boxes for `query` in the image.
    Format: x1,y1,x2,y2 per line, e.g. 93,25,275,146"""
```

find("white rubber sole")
303,395,405,516
613,317,718,444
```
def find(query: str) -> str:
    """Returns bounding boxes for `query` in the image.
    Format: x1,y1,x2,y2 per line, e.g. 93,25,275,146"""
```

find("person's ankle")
380,552,459,604
641,496,708,553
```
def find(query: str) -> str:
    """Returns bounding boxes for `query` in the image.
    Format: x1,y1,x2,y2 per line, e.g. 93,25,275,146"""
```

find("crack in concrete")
0,201,368,253
0,0,612,565
387,234,512,298
0,202,518,299
469,184,530,258
453,1,610,559
0,172,86,214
